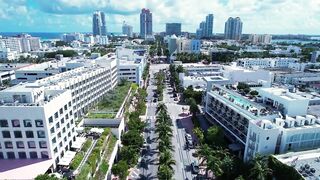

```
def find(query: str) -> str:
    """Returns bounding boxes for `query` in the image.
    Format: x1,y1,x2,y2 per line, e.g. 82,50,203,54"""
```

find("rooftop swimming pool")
226,94,254,110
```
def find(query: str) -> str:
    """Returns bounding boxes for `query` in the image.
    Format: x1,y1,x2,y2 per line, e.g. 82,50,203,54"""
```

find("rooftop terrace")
209,84,279,119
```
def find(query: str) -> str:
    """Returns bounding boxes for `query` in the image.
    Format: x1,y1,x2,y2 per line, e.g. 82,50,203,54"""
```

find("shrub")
70,152,84,170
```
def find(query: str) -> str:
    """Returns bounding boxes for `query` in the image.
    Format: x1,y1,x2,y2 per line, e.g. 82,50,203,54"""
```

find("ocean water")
0,32,64,40
271,39,320,44
0,32,121,41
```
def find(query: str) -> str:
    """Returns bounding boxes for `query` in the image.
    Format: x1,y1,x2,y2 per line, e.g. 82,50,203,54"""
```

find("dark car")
153,98,157,103
191,162,200,174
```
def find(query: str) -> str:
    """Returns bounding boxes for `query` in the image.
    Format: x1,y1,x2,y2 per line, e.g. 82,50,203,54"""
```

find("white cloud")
0,0,319,34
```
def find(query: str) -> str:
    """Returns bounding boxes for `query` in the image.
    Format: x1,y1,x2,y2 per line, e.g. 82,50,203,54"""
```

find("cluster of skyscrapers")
140,8,153,39
196,14,214,39
92,11,107,36
224,17,243,40
92,9,242,41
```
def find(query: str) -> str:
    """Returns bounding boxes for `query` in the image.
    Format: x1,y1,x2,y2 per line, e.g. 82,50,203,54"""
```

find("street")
135,64,197,180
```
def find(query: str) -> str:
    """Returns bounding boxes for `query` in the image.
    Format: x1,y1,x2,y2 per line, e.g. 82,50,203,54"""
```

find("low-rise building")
0,48,17,61
205,84,320,162
237,58,298,69
248,34,272,44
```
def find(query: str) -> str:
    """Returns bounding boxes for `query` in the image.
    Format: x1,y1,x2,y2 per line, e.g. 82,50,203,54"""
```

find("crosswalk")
128,168,140,179
146,116,157,120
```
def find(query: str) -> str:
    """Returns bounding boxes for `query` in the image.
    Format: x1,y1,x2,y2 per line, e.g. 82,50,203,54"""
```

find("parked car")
153,98,157,103
191,161,200,174
185,133,192,141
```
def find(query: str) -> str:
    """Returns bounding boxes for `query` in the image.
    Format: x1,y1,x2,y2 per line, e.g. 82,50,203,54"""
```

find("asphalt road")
138,64,168,179
136,64,198,180
163,81,196,180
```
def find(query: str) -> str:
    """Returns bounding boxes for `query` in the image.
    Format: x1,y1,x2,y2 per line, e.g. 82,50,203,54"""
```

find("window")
39,141,47,148
52,137,56,144
28,141,36,148
35,120,43,127
7,152,15,159
59,108,63,114
11,119,20,127
41,151,49,159
29,152,38,159
50,127,55,134
64,104,67,110
2,131,11,138
61,118,64,124
37,131,45,138
48,116,53,124
0,120,8,127
18,152,26,159
16,141,24,148
23,119,32,127
54,112,59,119
14,131,22,138
5,141,13,149
25,131,34,138
0,152,3,159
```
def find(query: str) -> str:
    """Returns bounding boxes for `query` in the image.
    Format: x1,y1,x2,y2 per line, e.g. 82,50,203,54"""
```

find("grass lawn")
87,113,115,119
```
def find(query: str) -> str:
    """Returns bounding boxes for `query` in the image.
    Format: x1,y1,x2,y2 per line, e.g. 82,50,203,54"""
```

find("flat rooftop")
257,87,310,101
275,149,320,179
209,85,274,119
0,159,53,180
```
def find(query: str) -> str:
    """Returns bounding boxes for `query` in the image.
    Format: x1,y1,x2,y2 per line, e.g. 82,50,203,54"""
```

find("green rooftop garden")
87,112,115,119
87,80,132,119
97,81,131,111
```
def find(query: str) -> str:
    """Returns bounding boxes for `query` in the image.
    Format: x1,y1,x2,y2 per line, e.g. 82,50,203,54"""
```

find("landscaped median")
111,88,147,180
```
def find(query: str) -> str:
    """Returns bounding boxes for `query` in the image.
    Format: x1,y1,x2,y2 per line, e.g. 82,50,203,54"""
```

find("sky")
0,0,319,35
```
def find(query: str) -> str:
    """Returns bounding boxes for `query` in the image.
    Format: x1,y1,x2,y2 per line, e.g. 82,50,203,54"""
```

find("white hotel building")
0,56,117,173
205,84,320,162
237,58,298,69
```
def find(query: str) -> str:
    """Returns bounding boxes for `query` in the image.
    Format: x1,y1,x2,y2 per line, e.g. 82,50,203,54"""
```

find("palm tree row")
156,103,175,180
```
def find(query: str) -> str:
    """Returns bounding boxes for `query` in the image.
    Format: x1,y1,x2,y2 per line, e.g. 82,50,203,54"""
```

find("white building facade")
205,84,320,162
237,58,299,69
0,56,118,170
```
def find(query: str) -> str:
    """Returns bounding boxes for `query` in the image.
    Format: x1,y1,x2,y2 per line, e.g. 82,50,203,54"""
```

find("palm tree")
192,127,204,145
197,144,211,166
159,150,176,169
158,138,174,153
207,155,223,178
156,103,168,114
156,111,172,126
248,155,272,180
157,165,174,180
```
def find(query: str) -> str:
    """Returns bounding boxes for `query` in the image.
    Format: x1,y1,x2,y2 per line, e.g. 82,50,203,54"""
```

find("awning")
90,128,104,134
58,151,76,166
76,127,84,133
71,137,86,149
